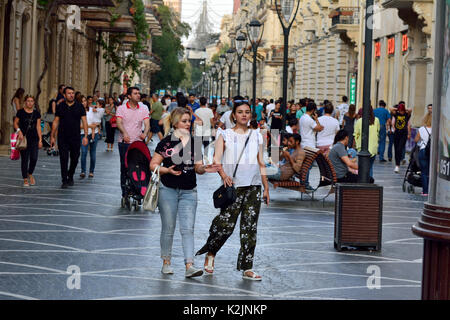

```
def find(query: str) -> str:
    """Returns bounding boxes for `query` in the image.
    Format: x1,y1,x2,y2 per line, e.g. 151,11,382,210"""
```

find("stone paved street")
0,138,426,300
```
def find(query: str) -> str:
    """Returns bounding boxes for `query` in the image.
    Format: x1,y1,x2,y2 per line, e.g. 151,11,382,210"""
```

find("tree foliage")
151,5,191,92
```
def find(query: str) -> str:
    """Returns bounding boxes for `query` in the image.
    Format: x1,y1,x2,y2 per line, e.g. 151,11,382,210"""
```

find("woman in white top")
414,109,432,196
196,98,270,281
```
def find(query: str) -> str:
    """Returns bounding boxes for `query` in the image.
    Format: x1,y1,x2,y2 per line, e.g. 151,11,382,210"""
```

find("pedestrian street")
0,138,426,300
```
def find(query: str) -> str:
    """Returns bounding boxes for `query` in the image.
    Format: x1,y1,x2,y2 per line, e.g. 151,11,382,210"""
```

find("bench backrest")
297,147,337,186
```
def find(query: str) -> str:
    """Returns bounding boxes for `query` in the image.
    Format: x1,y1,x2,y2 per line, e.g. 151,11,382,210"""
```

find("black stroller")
121,141,152,211
402,144,422,194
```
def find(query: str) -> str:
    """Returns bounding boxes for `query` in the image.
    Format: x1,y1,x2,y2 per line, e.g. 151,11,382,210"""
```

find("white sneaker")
161,263,174,274
185,265,203,278
394,166,399,173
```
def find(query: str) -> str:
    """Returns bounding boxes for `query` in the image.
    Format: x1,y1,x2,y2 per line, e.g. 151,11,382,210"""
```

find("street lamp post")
274,0,300,131
219,54,226,100
247,19,264,119
235,34,247,97
358,0,374,183
226,48,236,102
211,65,217,101
215,61,220,100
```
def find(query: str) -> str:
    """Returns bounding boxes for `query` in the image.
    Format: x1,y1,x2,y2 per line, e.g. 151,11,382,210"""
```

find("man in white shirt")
317,103,340,154
194,97,215,151
218,109,235,130
266,99,275,117
335,96,349,127
299,102,324,149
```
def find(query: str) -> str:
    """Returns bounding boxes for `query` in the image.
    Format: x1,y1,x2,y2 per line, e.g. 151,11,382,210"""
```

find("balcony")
382,0,432,9
265,46,294,67
329,7,360,34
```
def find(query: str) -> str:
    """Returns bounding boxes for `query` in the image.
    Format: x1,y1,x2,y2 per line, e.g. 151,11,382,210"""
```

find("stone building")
0,0,162,152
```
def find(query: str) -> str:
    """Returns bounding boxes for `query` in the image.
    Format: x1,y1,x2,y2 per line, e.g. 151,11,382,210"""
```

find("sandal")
28,175,36,186
204,254,215,274
23,179,30,187
242,269,262,281
80,173,86,179
89,173,94,178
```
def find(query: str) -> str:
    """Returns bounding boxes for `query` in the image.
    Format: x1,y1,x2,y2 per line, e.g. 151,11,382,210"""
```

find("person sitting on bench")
267,134,305,181
329,129,374,183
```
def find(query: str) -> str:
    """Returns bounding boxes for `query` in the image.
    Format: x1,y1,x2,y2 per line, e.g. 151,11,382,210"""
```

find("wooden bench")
269,147,337,199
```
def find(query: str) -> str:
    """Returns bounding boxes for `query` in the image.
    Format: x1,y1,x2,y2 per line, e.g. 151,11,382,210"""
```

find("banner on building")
437,0,450,205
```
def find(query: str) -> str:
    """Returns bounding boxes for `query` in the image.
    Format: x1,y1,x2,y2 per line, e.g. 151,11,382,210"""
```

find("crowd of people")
10,84,433,280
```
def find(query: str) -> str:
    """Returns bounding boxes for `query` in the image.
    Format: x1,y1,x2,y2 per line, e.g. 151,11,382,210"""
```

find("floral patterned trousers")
196,185,262,271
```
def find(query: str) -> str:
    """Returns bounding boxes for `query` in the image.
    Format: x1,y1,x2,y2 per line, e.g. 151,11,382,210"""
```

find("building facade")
0,0,162,150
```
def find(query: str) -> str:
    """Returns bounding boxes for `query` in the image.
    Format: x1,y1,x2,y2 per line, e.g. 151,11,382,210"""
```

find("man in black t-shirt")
51,87,88,188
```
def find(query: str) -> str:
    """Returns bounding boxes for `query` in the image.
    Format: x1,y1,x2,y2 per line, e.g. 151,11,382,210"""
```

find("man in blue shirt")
373,100,391,162
188,93,200,112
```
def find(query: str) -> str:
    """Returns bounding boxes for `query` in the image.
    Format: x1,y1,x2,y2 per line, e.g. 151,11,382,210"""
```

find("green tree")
151,5,191,92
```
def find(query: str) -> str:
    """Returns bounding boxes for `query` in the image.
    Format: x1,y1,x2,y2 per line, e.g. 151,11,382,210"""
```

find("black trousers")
19,140,39,179
337,172,375,184
58,136,81,183
105,121,116,144
394,132,408,166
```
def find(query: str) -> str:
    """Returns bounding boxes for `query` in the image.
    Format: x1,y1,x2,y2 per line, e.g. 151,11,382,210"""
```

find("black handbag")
213,130,253,209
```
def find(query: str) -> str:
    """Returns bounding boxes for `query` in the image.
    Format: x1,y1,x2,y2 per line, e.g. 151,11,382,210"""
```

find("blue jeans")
80,133,99,174
369,155,375,178
158,184,198,265
378,126,387,160
418,149,430,194
387,132,394,160
265,164,281,180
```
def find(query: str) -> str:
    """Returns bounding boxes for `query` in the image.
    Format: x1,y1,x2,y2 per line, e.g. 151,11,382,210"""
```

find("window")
402,34,408,53
387,37,395,55
375,41,381,58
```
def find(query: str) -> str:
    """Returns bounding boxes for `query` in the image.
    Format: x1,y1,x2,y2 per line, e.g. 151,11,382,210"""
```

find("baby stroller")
121,141,152,211
402,144,422,194
41,116,59,156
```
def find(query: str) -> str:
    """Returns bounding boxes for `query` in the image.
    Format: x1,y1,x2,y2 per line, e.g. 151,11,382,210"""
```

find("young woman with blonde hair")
14,95,42,186
150,107,220,278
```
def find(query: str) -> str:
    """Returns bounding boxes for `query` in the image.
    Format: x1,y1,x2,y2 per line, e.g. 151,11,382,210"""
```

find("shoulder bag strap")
232,129,253,178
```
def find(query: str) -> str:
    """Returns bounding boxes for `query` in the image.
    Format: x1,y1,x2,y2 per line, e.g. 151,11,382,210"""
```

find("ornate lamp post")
247,19,264,119
219,54,226,100
226,48,236,102
235,34,247,97
215,61,220,100
211,65,217,100
274,0,300,131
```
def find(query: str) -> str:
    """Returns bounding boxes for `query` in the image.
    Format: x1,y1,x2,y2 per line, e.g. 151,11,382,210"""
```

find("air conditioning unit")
334,183,383,251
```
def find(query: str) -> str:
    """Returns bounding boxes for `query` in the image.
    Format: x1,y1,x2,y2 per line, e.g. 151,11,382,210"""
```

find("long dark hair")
12,88,25,103
333,129,349,145
348,104,356,118
231,96,251,125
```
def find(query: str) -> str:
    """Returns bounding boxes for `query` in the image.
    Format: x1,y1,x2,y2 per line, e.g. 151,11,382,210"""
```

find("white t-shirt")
266,103,275,118
81,107,105,135
194,107,214,137
299,114,317,148
217,128,263,188
317,115,340,147
418,126,432,150
220,110,235,129
336,103,349,125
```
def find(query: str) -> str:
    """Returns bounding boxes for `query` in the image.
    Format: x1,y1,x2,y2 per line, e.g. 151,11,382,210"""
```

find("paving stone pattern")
0,138,426,300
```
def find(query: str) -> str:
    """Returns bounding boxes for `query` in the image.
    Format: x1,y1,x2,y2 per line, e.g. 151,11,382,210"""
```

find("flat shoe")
185,265,203,278
242,269,262,281
161,263,174,275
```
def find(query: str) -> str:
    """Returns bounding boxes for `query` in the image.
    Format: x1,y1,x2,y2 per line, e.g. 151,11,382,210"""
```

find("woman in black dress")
14,95,42,187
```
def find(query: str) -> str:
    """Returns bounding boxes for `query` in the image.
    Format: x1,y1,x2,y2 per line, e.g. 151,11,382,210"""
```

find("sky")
180,0,234,45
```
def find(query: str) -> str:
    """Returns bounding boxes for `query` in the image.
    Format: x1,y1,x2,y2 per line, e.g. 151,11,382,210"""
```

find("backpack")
424,127,431,159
